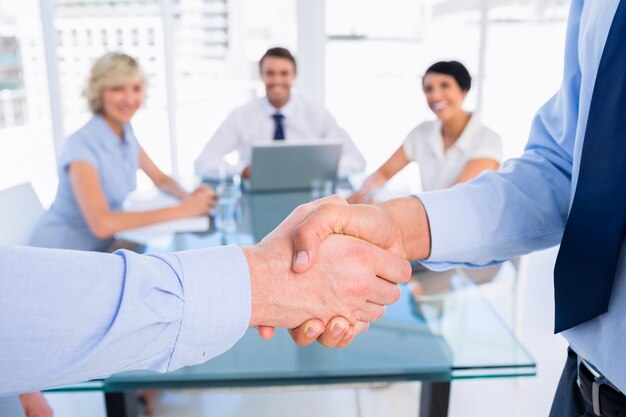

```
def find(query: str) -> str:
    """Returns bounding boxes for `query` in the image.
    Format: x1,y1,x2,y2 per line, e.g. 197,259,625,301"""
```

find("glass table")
50,187,535,417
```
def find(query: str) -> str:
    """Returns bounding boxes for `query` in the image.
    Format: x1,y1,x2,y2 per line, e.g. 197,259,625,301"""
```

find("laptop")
247,141,343,192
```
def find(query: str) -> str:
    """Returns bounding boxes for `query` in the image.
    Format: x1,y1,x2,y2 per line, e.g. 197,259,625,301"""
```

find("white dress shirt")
194,96,366,178
0,245,250,395
419,0,626,392
402,115,502,192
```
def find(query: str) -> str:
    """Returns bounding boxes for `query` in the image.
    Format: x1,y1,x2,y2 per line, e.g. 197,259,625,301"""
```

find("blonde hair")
83,52,145,114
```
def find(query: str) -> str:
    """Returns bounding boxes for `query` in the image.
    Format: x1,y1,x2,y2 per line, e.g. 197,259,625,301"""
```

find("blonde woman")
30,52,215,251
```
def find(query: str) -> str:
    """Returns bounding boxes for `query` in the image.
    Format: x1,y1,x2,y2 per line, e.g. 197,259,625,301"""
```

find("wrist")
242,245,274,327
175,203,190,217
378,196,431,260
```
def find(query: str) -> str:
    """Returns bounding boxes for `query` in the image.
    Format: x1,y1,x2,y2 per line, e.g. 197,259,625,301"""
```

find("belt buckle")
592,377,605,416
581,358,605,416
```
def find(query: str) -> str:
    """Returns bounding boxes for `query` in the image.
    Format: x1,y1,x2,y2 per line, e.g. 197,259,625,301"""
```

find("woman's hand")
190,184,214,197
179,186,216,216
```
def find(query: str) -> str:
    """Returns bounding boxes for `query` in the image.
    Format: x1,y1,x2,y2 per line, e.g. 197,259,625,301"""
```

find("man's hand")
292,196,431,273
19,392,53,417
286,196,432,347
241,165,251,179
243,196,412,331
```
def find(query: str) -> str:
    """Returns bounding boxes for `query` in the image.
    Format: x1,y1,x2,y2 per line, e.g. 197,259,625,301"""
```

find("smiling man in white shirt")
194,47,366,179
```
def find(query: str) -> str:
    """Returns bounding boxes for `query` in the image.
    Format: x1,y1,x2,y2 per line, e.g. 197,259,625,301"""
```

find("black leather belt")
577,358,626,417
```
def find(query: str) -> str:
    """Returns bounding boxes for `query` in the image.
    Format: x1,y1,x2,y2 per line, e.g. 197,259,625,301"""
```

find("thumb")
291,203,406,274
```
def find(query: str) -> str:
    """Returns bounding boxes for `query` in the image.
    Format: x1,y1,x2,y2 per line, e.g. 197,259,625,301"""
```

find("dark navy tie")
553,1,626,333
272,113,285,140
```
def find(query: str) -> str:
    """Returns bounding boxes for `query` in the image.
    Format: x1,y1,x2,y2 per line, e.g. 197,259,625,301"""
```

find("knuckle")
352,244,372,265
352,282,371,298
293,226,316,247
292,224,306,241
318,203,343,220
346,306,360,323
296,338,311,347
403,261,413,281
318,338,335,348
293,203,310,217
362,310,377,322
317,204,334,218
327,194,347,205
290,331,310,347
390,286,402,303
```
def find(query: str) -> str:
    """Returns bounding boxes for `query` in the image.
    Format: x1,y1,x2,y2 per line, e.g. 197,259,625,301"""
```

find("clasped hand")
246,194,430,348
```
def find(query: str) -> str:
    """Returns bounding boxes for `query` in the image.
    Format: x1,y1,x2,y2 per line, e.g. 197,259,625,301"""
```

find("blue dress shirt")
0,397,24,417
30,115,141,251
420,0,626,391
0,244,251,396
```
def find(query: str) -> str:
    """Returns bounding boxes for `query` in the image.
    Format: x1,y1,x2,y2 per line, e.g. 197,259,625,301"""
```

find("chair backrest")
0,183,44,245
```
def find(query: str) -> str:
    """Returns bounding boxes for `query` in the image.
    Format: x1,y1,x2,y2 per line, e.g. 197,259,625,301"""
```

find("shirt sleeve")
0,244,251,395
418,1,582,270
466,129,503,163
59,134,99,171
320,110,366,177
194,112,245,178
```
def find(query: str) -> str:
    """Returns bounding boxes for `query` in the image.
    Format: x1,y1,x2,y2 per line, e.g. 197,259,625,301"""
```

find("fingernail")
293,251,309,267
332,323,345,336
306,325,318,338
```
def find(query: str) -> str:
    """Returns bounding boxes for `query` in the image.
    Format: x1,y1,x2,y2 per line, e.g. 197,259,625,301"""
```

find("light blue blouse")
30,115,141,251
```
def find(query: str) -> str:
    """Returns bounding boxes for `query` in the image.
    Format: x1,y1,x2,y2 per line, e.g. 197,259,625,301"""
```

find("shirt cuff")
418,188,483,266
167,245,251,370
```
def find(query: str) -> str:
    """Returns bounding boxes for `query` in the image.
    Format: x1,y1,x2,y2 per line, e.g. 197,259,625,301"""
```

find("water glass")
310,178,334,200
216,181,239,234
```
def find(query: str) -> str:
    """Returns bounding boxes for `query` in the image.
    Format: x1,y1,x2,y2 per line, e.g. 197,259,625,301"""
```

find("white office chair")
0,182,44,245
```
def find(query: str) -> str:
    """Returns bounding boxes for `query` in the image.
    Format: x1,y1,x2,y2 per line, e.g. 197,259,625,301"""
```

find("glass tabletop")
51,186,535,392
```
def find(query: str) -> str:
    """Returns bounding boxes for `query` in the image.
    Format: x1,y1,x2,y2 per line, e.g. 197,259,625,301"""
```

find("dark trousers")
549,348,597,417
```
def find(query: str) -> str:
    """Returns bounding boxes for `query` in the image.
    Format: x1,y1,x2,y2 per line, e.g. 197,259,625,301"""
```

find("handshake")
242,194,431,348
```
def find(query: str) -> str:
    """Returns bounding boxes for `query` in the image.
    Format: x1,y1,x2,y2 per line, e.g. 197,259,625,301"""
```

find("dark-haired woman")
348,61,502,203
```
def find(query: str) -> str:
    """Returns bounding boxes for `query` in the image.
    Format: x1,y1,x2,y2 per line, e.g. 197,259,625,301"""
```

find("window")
51,1,172,178
116,28,123,46
325,0,481,190
0,0,57,204
171,0,297,175
2,0,569,206
325,0,568,192
480,1,569,158
131,28,139,46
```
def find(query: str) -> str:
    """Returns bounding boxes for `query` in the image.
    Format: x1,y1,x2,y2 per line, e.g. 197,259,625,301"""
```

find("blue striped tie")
553,1,626,333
